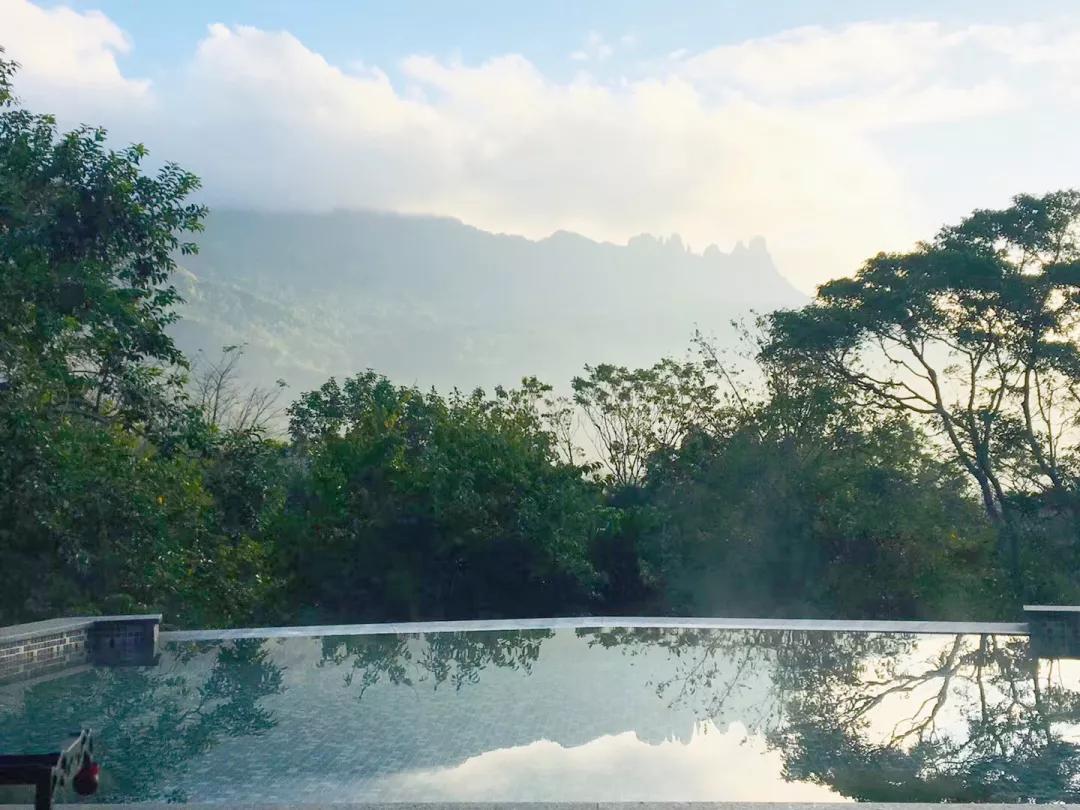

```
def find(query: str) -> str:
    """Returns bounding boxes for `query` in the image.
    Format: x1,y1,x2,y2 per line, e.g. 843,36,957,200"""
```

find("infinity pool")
1,627,1077,803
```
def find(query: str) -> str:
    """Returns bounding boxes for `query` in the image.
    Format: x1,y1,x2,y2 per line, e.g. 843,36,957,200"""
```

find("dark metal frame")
0,729,93,810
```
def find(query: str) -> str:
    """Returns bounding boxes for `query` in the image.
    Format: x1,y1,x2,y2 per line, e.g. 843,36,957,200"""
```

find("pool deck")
160,615,1029,642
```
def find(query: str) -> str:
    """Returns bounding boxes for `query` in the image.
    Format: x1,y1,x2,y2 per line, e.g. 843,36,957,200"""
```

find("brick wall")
0,627,90,685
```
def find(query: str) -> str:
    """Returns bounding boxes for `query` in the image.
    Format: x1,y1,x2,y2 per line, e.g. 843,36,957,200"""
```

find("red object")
73,762,100,796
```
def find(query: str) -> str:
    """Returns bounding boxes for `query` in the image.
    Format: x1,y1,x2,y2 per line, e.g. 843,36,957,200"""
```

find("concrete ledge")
161,615,1030,642
1024,604,1080,612
23,803,1080,809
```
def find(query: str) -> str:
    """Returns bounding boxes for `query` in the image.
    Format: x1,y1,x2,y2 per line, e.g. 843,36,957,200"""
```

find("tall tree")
572,359,723,487
764,191,1080,588
0,52,277,628
0,49,205,428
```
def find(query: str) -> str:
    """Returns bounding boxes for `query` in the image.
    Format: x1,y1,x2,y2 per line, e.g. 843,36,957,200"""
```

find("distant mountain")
171,209,805,393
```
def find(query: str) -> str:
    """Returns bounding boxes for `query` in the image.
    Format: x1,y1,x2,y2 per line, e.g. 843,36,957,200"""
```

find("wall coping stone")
22,802,1080,810
161,616,1030,642
1025,604,1080,613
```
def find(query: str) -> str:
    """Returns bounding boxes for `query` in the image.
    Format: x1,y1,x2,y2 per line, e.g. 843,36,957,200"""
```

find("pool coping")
160,615,1030,642
36,803,1080,809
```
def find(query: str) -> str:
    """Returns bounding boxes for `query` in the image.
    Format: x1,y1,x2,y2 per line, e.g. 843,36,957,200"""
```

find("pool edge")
36,803,1080,809
160,615,1030,642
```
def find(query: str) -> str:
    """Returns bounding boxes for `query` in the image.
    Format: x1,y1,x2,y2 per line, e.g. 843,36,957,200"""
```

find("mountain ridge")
171,209,805,393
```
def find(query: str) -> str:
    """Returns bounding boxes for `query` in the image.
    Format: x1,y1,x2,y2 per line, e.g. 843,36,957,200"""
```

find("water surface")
1,628,1077,803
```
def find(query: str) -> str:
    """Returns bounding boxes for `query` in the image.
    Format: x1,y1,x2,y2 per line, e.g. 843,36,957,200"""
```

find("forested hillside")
2,52,1077,630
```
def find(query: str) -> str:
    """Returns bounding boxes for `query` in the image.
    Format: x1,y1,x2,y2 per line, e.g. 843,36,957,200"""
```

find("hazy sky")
4,0,1080,291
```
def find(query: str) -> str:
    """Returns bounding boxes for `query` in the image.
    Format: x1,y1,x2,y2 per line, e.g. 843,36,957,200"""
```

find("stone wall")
1024,605,1080,659
0,615,160,685
88,618,159,666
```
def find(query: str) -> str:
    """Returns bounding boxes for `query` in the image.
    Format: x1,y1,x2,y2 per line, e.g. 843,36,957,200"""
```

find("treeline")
1,52,1077,628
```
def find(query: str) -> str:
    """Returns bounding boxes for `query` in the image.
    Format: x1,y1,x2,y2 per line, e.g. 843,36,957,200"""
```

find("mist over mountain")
172,209,805,393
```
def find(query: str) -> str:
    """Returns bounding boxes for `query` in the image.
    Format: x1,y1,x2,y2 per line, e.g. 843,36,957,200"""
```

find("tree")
277,372,607,621
765,191,1080,591
572,359,724,488
0,49,205,429
191,344,286,433
645,408,999,619
0,52,274,629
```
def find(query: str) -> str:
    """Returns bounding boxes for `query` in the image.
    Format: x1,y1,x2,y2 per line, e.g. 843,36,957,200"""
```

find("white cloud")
366,722,847,802
669,19,1080,131
679,22,960,97
158,22,910,289
570,31,614,63
0,0,150,115
819,79,1019,130
3,1,1080,290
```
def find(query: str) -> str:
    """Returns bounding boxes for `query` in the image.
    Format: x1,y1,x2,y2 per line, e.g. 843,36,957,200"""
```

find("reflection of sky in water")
368,721,842,802
0,628,1076,803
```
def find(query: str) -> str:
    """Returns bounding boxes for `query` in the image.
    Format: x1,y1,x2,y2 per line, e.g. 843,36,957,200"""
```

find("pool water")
1,628,1077,803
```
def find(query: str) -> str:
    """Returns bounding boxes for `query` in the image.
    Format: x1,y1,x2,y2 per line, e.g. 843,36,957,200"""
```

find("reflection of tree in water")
318,629,552,699
779,634,1080,802
0,640,284,803
583,626,910,738
583,628,1080,802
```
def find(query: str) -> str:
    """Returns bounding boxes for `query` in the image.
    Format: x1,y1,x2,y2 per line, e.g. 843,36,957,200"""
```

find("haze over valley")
173,210,803,392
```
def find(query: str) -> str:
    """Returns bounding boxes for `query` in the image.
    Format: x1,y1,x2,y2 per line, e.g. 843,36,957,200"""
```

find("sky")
3,0,1080,291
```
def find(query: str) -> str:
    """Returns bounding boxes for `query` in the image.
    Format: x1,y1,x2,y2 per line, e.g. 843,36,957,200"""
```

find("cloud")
669,19,1080,131
3,1,1080,290
570,31,614,63
679,22,961,97
365,722,846,802
0,0,150,115
161,21,910,289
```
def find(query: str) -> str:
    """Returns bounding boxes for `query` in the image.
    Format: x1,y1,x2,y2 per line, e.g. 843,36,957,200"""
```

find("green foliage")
646,414,1001,619
0,54,205,428
572,359,724,487
0,53,271,628
0,396,281,627
276,372,607,621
